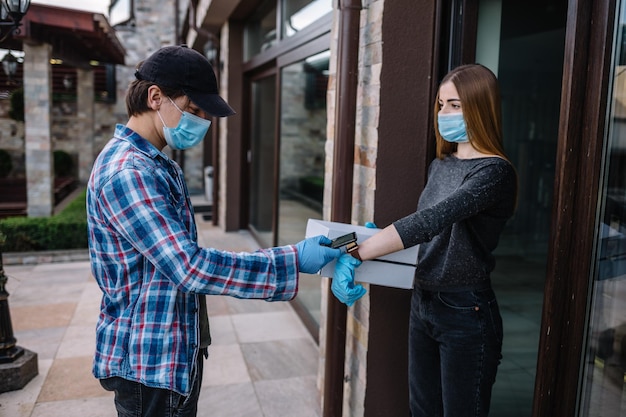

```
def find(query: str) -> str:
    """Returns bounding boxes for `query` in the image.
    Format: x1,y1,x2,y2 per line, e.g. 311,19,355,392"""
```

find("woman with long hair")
332,64,518,417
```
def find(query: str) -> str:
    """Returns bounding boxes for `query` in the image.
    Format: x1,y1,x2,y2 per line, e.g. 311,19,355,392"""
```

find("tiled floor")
491,256,545,416
0,219,321,417
0,194,548,417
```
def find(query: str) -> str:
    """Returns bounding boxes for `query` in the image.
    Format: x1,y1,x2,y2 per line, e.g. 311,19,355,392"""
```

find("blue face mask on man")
157,97,212,150
437,113,469,143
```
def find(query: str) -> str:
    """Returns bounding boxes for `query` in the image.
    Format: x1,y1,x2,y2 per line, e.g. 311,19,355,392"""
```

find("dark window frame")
434,1,617,415
533,1,617,415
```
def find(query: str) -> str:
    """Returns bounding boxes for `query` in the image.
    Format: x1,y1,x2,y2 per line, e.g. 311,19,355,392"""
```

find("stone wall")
0,100,118,180
0,114,25,177
320,1,384,415
0,0,196,189
280,63,327,194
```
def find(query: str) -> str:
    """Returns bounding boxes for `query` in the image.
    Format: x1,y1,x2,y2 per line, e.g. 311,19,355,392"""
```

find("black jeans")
100,354,203,417
408,287,503,417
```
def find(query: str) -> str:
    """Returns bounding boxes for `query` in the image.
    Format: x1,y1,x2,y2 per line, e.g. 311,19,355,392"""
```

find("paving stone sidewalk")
0,221,321,417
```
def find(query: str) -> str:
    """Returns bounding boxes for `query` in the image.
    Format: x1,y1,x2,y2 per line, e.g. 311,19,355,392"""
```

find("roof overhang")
6,4,125,67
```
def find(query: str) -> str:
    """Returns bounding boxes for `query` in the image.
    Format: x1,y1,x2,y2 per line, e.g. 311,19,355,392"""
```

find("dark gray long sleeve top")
393,155,517,291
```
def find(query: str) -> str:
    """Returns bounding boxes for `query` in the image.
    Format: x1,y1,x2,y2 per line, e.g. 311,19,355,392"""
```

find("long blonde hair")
433,64,508,160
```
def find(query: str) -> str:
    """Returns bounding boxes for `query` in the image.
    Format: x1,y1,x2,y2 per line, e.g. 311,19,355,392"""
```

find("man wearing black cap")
86,45,340,417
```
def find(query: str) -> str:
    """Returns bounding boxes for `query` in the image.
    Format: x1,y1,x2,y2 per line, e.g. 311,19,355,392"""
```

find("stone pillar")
77,68,94,184
23,43,54,218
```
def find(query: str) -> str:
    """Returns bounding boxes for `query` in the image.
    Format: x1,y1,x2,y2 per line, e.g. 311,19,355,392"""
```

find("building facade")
4,0,621,415
179,1,626,416
0,4,125,218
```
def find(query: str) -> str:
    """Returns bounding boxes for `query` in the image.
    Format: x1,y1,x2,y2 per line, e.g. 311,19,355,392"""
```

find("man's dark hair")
125,79,185,118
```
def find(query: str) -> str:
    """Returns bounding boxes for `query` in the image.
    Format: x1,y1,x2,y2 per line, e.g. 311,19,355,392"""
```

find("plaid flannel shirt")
87,125,299,395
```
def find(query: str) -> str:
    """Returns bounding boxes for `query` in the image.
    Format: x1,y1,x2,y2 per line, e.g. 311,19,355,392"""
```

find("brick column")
77,68,94,184
23,43,53,218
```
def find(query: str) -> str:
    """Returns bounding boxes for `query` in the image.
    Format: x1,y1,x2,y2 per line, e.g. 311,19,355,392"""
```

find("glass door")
242,0,332,336
474,1,567,415
277,50,330,328
249,75,277,247
579,2,626,415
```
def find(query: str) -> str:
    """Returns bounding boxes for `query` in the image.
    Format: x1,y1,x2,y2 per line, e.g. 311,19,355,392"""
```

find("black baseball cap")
135,45,235,117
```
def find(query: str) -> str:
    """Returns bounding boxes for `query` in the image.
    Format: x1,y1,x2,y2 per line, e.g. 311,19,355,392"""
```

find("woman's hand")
331,254,366,306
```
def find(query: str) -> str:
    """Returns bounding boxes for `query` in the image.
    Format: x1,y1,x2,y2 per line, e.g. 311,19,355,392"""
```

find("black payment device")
325,232,357,249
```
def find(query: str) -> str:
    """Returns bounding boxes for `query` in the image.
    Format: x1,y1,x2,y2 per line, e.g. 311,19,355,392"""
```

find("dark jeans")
100,354,204,417
408,287,503,417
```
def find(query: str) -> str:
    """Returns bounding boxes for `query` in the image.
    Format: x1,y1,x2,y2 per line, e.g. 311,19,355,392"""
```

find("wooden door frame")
533,0,616,414
437,0,617,414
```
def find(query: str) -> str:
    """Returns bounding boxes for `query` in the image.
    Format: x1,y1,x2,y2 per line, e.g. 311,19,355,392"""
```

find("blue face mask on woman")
437,113,469,143
158,97,212,150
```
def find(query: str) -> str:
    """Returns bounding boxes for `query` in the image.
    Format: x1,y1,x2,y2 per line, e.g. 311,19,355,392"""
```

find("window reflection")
244,0,277,60
282,0,332,38
109,0,133,27
475,2,567,415
278,51,329,327
249,76,277,247
244,0,332,60
579,2,626,415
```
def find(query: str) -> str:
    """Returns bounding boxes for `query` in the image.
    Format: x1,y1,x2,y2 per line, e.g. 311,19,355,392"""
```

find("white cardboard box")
305,219,417,289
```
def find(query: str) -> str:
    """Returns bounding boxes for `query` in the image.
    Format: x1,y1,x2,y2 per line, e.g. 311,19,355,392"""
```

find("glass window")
249,75,277,246
277,51,329,326
475,1,567,415
242,0,332,336
282,0,332,38
109,0,133,27
579,2,626,415
244,0,277,60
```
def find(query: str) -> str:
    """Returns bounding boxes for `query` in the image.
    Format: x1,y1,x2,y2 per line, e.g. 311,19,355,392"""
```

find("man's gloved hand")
296,235,342,274
331,254,366,306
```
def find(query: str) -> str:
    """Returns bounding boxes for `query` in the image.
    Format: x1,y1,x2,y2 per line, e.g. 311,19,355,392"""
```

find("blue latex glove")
331,254,366,306
296,235,342,274
365,222,377,228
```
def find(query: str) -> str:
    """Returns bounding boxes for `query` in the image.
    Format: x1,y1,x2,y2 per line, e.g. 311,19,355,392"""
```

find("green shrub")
55,189,87,219
54,150,75,177
0,189,87,252
0,149,12,178
299,176,324,201
9,88,24,122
